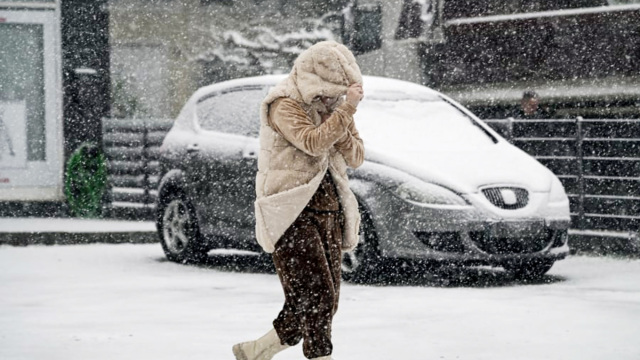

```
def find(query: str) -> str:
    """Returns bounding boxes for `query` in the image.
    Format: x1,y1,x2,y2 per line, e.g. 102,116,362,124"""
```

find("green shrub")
65,143,108,218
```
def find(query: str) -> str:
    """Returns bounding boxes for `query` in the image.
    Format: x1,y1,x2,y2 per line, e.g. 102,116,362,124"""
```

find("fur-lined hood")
260,41,362,123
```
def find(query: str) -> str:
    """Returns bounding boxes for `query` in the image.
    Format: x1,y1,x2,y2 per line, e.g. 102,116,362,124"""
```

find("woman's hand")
346,83,364,108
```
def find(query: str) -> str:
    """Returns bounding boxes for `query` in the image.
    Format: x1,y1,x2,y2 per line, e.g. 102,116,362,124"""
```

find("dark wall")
421,5,640,119
61,0,111,158
425,8,640,88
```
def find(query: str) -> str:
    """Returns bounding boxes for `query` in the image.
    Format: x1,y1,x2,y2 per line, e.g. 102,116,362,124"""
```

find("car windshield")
197,86,268,137
356,92,496,156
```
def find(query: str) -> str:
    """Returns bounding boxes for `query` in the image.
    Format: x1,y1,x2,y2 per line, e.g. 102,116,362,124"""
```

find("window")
0,23,45,161
196,86,269,137
344,4,382,54
396,0,425,40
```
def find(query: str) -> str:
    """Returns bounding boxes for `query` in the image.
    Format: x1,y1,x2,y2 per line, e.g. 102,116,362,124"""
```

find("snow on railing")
445,4,640,26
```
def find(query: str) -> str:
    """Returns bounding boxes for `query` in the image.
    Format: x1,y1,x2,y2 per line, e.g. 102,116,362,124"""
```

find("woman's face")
320,96,339,108
312,95,340,114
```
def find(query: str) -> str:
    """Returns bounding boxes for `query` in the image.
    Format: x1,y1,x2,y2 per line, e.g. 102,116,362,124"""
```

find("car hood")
354,96,553,194
364,141,553,194
366,141,553,193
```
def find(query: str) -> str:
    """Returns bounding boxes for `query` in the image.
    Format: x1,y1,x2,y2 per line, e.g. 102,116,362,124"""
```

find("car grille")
469,229,555,255
482,187,528,210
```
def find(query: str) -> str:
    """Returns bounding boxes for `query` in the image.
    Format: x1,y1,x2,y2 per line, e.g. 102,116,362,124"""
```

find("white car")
156,75,571,281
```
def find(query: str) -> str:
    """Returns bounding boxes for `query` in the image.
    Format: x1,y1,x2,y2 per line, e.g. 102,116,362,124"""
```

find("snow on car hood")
355,95,552,194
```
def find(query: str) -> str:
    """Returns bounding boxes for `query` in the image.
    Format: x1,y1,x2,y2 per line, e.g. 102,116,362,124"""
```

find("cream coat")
254,41,364,253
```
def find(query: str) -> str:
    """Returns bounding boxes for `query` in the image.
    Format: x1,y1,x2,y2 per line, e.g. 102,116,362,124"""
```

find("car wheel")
341,209,381,283
157,191,207,264
504,259,554,280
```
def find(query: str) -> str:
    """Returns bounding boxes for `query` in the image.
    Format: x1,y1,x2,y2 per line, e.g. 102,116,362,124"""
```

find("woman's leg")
272,211,342,359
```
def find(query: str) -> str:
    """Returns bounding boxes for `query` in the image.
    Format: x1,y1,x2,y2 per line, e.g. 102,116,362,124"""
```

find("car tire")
504,259,554,280
157,191,208,264
341,208,382,283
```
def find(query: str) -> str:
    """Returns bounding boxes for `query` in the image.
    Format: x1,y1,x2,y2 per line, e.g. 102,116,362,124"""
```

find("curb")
0,232,158,246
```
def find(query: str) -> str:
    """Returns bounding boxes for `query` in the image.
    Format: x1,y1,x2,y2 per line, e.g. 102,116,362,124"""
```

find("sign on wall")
0,101,27,169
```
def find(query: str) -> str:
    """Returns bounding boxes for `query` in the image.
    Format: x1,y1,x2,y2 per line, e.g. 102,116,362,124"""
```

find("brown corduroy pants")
272,208,343,359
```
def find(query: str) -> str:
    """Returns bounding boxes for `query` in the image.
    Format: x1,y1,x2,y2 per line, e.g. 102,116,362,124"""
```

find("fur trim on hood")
260,41,362,121
291,40,363,104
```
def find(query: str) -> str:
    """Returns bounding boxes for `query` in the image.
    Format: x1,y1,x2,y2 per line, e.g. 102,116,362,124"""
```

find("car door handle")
187,144,200,153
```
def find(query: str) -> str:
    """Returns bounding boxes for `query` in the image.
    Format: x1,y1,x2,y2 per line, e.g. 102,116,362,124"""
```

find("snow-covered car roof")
175,74,443,130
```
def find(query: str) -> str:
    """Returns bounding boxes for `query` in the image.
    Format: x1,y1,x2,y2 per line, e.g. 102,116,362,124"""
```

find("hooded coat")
254,41,365,253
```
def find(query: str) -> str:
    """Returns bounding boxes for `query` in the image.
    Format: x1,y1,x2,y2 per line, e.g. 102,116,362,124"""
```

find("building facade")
421,0,640,118
1,0,109,207
107,0,426,118
3,0,638,208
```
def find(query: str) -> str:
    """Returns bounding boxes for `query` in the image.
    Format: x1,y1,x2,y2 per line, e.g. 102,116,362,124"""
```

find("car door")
192,85,268,246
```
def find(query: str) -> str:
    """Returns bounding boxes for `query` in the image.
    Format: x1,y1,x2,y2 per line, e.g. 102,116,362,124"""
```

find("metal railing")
102,118,173,219
101,116,639,236
484,117,640,234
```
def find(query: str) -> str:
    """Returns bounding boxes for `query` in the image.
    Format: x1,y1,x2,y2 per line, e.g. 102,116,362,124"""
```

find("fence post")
101,118,113,214
142,119,151,207
506,117,515,142
576,116,585,230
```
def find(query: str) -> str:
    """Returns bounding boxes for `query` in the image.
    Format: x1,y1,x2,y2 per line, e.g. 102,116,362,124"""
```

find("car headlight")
393,181,468,207
549,175,569,204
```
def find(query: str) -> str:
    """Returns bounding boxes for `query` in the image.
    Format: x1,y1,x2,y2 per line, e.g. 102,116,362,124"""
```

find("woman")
233,41,365,360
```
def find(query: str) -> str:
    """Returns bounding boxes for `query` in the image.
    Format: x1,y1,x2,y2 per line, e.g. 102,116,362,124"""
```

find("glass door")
0,8,62,201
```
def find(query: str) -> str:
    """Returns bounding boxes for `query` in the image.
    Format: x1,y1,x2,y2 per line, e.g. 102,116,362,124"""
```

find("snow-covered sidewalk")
1,244,639,360
0,218,155,232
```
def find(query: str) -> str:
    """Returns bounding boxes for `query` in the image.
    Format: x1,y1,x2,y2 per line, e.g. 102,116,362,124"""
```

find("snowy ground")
1,244,639,360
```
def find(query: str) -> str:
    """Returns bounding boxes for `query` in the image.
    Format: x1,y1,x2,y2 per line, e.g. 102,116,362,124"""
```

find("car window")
196,85,269,137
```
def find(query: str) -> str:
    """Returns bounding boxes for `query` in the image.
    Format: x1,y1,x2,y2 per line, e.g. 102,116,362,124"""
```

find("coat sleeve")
268,98,355,157
333,107,365,168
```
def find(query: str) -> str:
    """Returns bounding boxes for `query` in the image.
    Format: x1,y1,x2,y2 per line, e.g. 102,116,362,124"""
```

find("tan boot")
232,329,289,360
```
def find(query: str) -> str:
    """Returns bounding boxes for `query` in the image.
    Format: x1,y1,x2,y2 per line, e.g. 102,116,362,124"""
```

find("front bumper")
367,190,571,265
